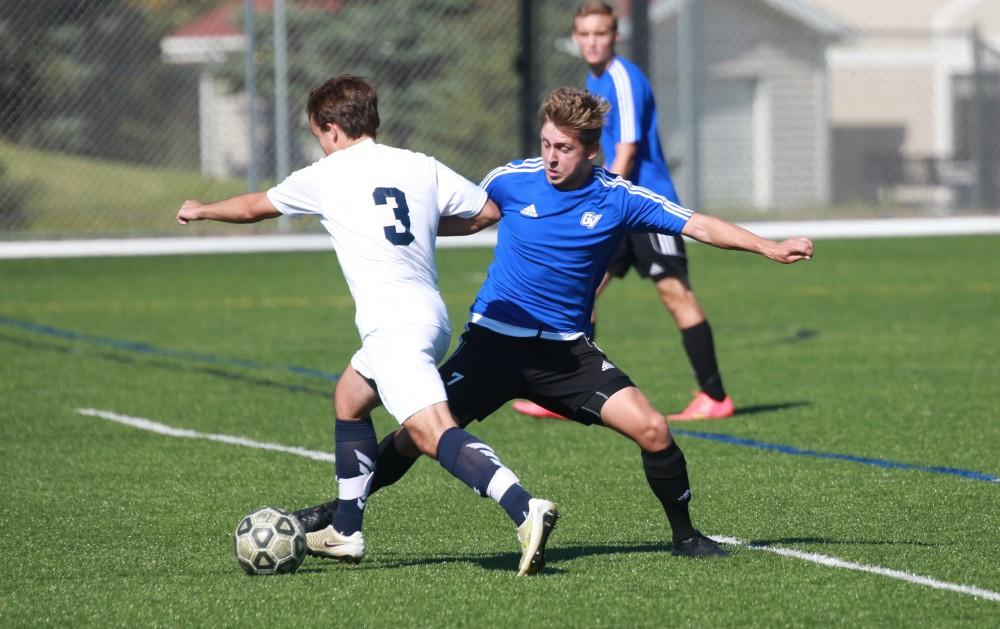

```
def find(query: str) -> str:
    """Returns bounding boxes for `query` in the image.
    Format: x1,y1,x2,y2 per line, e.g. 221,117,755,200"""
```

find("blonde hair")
538,87,609,147
574,1,618,32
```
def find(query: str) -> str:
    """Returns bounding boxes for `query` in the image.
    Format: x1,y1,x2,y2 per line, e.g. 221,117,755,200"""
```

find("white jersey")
267,139,486,338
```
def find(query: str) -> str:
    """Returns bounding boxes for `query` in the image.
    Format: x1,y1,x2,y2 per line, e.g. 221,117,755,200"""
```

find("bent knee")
402,404,456,458
635,413,670,451
404,424,443,457
658,282,695,307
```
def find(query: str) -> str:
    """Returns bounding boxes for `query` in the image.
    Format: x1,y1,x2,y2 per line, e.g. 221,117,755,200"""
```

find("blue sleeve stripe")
596,170,692,220
609,59,636,144
479,158,544,189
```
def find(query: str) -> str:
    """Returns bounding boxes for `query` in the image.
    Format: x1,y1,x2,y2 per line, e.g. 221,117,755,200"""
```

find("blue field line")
673,429,1000,483
5,315,996,484
0,315,341,382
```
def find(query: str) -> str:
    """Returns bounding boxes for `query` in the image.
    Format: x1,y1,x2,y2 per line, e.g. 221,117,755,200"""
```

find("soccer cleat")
512,400,566,420
292,502,335,533
305,525,365,563
666,392,735,421
671,531,728,557
516,498,559,576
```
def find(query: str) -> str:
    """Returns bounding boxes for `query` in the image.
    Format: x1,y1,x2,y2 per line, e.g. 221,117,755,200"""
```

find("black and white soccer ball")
233,507,306,575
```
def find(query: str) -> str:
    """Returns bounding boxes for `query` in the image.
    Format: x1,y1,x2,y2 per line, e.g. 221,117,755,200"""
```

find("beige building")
646,0,849,211
634,0,999,210
814,0,1000,207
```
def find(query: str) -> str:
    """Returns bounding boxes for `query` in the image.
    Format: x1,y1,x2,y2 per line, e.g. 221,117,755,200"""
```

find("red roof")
171,0,341,38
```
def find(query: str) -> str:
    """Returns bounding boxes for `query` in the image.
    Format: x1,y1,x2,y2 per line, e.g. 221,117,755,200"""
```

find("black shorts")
607,232,688,282
438,324,634,426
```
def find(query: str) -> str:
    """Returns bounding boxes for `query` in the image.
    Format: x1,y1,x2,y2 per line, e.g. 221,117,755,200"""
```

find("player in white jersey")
176,75,557,576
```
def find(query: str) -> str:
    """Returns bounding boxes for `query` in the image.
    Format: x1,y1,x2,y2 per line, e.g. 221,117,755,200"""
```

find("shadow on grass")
728,327,820,349
304,541,681,575
731,401,812,416
299,535,936,576
744,537,935,548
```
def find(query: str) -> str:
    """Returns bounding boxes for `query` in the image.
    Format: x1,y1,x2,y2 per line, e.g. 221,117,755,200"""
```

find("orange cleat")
667,392,735,421
512,399,566,420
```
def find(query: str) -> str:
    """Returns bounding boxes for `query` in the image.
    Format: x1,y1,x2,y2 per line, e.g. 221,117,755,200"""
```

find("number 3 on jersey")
373,187,415,246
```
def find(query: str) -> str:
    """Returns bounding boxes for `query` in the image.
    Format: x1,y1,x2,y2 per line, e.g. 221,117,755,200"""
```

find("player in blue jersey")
295,87,813,560
514,1,735,421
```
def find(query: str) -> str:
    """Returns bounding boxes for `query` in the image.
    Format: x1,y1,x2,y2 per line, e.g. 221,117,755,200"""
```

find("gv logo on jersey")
580,211,603,229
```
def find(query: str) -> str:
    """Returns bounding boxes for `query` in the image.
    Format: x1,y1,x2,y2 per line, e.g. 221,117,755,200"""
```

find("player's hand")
768,237,813,264
177,200,203,225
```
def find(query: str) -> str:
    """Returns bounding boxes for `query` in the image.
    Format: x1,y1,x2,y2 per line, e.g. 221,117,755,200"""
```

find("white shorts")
350,324,452,423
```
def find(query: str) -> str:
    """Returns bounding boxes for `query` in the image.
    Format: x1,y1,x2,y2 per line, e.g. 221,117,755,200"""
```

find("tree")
0,0,226,166
220,0,525,180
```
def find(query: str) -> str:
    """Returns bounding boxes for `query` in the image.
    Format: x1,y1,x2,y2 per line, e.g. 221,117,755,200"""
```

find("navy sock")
437,427,532,526
642,442,697,543
332,417,376,536
681,320,726,401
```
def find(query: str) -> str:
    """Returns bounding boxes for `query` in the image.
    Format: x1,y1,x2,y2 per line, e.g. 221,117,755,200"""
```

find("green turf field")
1,235,997,626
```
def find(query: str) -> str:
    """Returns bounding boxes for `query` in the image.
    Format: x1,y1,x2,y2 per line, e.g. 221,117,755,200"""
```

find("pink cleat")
667,392,735,421
512,400,566,420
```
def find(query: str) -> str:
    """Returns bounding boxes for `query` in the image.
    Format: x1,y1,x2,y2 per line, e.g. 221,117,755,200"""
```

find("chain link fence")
1,0,998,239
0,0,523,238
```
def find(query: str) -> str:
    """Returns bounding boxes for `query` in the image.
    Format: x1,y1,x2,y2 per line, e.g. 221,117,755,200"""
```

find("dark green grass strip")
5,309,998,485
0,313,340,381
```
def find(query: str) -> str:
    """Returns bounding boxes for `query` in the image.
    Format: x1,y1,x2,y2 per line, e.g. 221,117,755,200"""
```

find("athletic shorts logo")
519,204,539,217
601,360,615,372
580,211,603,229
446,371,464,386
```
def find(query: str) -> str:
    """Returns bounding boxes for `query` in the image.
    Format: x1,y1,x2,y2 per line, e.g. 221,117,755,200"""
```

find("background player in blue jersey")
514,1,733,421
295,87,813,560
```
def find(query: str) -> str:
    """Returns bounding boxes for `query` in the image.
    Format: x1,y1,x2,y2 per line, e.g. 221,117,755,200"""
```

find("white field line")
78,406,998,602
712,536,1000,603
77,408,335,463
5,216,1000,259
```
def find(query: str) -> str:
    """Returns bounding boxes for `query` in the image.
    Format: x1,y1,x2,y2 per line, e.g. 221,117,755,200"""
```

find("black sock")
642,443,697,543
370,431,419,493
681,320,726,401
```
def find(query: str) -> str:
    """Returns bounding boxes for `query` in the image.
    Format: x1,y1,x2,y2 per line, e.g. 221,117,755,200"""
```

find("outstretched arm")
177,192,281,225
437,199,501,236
681,213,813,264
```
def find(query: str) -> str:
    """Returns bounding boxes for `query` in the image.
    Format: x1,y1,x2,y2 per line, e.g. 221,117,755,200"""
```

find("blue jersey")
586,55,680,203
471,159,692,338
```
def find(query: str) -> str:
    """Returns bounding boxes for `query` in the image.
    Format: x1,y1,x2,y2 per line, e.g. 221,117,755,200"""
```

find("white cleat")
306,525,365,563
516,498,558,576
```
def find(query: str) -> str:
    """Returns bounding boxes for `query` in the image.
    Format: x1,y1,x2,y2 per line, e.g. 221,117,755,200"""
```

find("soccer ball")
233,506,307,575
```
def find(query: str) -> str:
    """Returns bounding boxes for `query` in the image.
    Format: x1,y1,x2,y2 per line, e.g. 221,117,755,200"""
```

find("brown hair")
574,1,617,32
538,87,609,147
307,75,380,139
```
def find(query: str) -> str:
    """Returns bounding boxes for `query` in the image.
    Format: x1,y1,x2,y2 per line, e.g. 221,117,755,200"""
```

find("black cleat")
671,531,728,557
292,501,337,533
